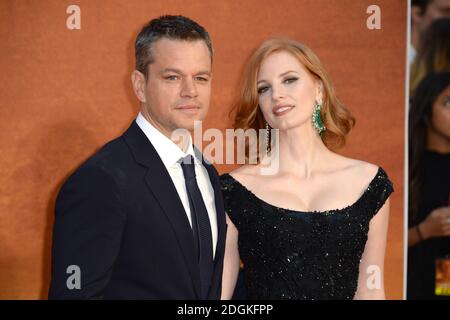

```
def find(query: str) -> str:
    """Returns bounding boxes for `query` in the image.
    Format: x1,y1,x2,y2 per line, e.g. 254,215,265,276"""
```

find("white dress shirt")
136,112,218,258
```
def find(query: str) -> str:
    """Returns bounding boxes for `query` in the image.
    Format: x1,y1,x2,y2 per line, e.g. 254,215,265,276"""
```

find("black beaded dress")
220,167,393,300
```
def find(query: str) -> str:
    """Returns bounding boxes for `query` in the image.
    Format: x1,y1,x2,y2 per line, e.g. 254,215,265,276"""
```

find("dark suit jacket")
48,121,227,299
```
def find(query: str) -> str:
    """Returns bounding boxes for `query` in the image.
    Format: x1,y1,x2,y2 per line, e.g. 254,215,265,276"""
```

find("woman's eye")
284,77,298,84
257,86,269,94
443,98,450,108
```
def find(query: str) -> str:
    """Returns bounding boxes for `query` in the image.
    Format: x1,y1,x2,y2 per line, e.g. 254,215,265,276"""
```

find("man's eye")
195,76,209,82
165,75,179,80
257,86,269,94
284,77,298,84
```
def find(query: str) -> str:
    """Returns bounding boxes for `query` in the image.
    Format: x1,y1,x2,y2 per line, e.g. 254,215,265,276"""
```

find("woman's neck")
273,125,331,178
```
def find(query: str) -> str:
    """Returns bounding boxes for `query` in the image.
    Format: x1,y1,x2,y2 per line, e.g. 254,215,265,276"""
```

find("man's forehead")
150,38,212,69
152,38,210,56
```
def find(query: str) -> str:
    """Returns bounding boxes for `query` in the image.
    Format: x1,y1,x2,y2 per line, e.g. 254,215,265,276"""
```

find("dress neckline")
223,167,384,215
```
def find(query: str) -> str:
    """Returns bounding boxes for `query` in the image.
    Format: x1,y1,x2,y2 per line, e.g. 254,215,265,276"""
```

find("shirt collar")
136,112,200,169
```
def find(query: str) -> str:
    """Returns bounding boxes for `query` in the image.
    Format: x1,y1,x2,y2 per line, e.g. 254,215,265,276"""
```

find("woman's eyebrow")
257,70,299,84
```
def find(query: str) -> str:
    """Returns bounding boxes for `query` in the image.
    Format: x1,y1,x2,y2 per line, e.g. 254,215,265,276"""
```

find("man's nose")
180,78,198,98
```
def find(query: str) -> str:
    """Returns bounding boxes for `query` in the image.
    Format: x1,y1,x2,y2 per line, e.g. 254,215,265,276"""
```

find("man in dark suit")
49,15,226,299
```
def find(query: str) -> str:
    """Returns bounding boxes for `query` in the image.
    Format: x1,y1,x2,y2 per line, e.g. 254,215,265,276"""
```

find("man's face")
135,38,212,138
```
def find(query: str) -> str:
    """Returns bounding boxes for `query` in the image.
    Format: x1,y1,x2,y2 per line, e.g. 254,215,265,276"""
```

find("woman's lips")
272,105,294,116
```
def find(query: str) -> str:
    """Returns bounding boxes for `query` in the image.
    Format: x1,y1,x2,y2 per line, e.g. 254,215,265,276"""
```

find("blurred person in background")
410,0,450,64
408,72,450,300
410,18,450,94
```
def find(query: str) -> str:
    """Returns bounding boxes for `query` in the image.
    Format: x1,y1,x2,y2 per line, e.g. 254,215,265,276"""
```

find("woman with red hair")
220,38,393,300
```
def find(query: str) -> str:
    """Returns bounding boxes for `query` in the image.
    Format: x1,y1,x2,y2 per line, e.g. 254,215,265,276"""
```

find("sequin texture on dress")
220,167,394,300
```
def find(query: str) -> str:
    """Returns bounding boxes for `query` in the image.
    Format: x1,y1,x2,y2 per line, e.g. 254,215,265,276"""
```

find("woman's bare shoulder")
228,164,265,186
331,154,380,181
229,164,260,177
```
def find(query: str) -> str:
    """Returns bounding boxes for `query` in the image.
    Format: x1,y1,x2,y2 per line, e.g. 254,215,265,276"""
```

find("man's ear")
131,70,147,103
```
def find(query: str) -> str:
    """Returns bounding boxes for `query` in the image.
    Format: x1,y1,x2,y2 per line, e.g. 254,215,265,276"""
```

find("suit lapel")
123,121,201,298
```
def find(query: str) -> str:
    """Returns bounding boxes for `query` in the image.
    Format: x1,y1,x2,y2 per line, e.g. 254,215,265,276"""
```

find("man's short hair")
135,15,213,79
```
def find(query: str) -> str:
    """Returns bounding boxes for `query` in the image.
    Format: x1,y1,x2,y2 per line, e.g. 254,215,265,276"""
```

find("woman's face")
256,50,322,132
431,84,450,139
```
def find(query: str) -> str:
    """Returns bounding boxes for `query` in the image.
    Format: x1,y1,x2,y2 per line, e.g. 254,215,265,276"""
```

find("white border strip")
403,0,411,301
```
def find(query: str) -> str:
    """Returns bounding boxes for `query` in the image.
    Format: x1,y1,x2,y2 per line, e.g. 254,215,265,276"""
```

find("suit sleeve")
48,163,126,299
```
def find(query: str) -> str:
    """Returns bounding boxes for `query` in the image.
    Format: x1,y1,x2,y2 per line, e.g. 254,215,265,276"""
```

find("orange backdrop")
0,0,406,299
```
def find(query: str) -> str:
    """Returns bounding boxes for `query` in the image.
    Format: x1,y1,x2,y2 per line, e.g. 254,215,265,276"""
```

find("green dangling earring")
312,101,326,136
265,122,271,153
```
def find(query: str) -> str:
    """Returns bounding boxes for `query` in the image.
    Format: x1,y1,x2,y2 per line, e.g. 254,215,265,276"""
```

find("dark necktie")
180,155,214,299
